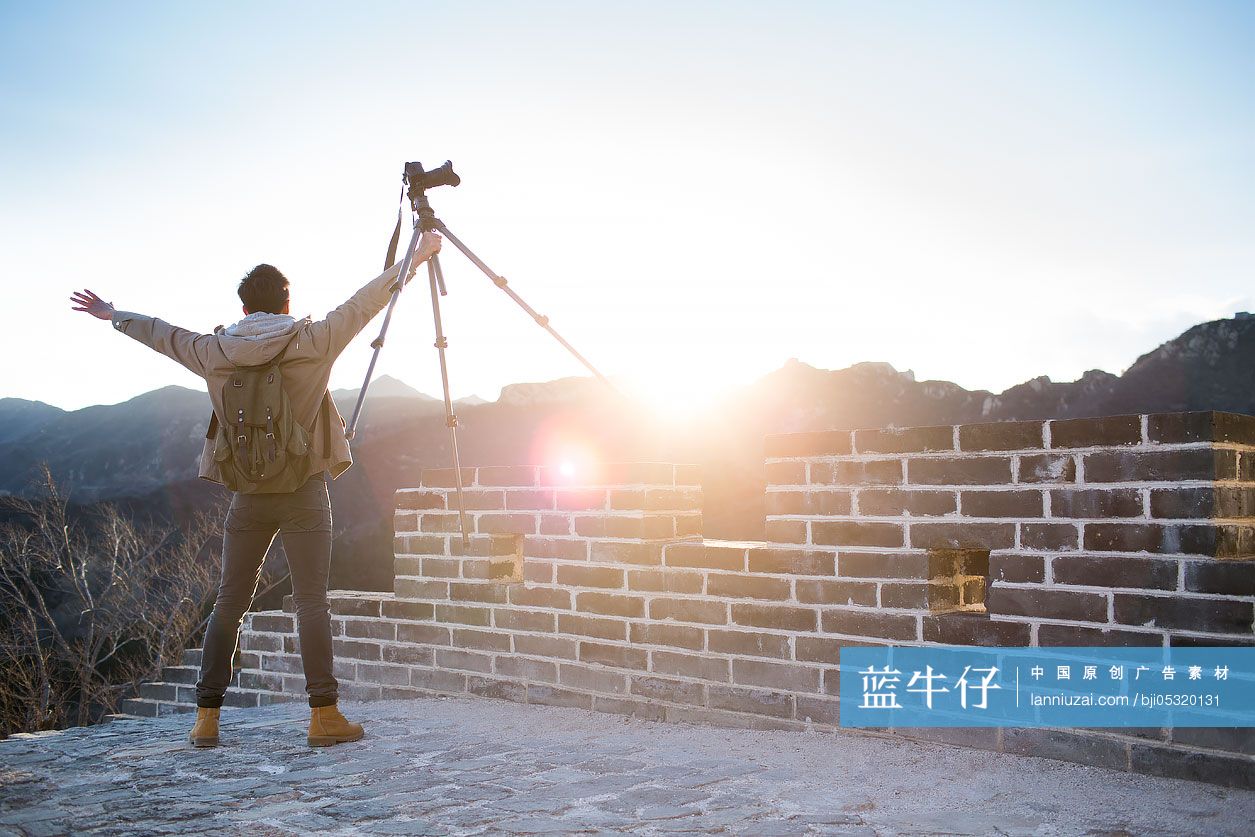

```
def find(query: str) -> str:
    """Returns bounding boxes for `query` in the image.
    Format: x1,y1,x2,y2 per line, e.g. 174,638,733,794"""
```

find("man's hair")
238,264,290,314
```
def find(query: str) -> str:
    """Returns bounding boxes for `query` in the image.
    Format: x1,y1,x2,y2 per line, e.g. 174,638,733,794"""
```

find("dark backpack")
207,339,316,493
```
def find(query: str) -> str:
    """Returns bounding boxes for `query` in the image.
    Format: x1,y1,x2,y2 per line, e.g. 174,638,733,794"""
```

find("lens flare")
528,414,606,484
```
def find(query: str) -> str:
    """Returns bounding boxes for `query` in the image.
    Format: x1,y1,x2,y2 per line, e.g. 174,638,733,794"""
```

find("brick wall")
763,411,1255,651
146,411,1255,789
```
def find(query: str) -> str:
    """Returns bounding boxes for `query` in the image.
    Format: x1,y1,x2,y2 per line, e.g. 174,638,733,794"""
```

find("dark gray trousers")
195,473,338,708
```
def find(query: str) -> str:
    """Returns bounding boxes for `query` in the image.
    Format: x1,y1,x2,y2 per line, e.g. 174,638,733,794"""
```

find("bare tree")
0,467,223,735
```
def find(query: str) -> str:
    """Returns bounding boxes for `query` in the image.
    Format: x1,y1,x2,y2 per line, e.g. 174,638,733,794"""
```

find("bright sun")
614,372,733,424
524,371,740,482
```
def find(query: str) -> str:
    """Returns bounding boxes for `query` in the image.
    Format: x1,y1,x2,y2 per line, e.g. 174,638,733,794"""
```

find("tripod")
345,161,619,548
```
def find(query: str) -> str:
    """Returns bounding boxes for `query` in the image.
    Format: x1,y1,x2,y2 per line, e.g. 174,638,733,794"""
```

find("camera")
405,160,460,204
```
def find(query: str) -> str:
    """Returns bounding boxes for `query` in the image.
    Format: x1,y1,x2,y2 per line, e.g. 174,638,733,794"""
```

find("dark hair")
238,264,290,314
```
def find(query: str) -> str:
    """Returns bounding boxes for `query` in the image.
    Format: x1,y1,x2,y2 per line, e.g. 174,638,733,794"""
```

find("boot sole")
189,737,219,748
307,731,364,747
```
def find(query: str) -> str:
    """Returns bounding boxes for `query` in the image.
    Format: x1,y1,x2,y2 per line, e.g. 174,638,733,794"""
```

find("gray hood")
216,312,310,366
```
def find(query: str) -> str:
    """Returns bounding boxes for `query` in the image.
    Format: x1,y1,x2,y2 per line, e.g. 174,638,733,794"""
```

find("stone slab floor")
0,697,1251,836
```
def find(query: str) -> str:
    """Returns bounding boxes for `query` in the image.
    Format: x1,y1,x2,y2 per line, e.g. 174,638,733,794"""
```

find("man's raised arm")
307,231,442,360
70,289,211,378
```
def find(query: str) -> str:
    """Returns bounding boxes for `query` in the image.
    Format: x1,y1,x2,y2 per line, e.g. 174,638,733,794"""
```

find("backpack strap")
384,182,404,269
265,406,277,462
233,404,250,473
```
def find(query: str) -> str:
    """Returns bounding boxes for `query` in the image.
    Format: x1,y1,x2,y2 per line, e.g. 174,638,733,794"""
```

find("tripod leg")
345,219,424,440
426,253,471,548
433,221,621,395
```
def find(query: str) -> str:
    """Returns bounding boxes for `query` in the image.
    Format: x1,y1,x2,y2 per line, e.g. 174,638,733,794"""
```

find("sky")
2,1,1253,414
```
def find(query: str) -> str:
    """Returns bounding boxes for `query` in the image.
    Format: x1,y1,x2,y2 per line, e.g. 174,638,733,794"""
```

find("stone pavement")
1,697,1252,836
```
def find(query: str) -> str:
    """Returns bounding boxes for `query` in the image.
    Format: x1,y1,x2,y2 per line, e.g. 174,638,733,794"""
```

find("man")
69,230,442,747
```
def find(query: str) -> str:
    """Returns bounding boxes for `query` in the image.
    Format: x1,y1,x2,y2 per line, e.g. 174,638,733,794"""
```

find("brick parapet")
395,463,702,543
141,420,1254,790
762,412,1255,654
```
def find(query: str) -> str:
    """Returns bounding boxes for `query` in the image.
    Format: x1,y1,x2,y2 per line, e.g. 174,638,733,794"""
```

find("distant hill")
733,316,1255,434
0,386,210,499
497,376,610,406
331,373,434,402
6,315,1255,590
0,398,66,446
0,377,485,501
329,375,488,432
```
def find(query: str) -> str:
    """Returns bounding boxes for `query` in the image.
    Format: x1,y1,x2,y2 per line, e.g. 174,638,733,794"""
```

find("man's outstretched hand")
70,289,116,321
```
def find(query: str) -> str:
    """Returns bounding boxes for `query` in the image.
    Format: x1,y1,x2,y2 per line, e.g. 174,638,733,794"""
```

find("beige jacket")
111,261,407,485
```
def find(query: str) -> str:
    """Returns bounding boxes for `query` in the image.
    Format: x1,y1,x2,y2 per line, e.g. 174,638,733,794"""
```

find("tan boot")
188,707,220,748
307,703,364,747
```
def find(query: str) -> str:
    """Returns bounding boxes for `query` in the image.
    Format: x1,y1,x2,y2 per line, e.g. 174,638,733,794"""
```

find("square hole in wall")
927,548,988,613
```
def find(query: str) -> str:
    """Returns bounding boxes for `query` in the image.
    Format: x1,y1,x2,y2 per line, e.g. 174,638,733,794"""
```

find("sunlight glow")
615,371,741,425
